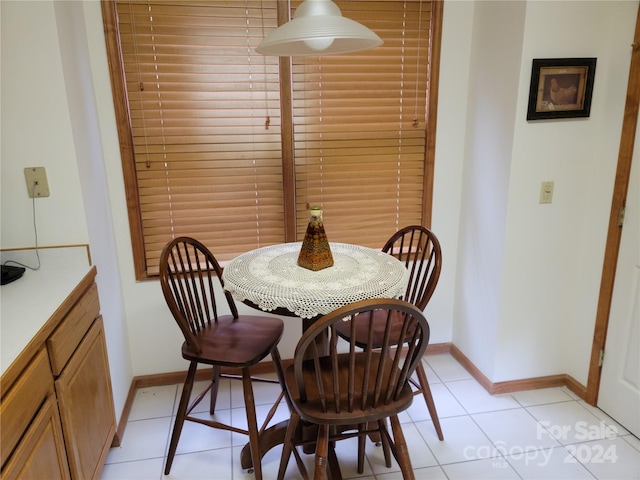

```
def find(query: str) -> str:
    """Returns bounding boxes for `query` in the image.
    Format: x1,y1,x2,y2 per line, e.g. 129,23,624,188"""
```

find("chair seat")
335,309,410,349
284,352,414,426
182,314,284,367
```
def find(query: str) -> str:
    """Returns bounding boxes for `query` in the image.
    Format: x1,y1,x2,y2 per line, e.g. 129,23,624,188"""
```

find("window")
102,0,442,279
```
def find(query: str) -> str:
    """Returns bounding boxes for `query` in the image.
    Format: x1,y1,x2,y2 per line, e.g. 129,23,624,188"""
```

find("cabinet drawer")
47,282,100,375
0,349,54,467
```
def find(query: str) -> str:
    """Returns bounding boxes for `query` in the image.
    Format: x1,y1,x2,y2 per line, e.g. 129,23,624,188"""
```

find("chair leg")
357,421,391,471
314,424,330,480
389,415,415,480
165,362,198,474
327,436,342,480
271,348,293,412
277,412,300,480
242,368,262,480
357,423,366,474
415,361,444,440
379,419,392,468
209,365,221,414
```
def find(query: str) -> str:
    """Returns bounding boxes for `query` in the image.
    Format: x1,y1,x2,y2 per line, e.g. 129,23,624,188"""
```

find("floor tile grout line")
419,356,444,386
438,377,475,418
621,433,640,452
411,416,452,471
576,399,633,437
423,356,473,385
522,398,633,445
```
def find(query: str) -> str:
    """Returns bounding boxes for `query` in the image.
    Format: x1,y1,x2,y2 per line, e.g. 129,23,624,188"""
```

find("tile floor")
100,353,640,480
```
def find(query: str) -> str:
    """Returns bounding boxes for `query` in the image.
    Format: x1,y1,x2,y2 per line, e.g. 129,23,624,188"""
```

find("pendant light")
256,0,383,56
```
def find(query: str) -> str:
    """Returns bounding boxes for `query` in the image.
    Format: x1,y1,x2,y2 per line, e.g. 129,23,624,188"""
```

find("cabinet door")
1,349,53,466
55,317,116,480
2,395,71,480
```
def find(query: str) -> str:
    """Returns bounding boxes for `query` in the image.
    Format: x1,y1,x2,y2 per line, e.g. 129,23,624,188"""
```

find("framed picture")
527,58,597,121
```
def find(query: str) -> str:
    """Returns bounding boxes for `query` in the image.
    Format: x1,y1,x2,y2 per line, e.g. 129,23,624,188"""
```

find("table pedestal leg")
240,421,343,480
240,419,289,469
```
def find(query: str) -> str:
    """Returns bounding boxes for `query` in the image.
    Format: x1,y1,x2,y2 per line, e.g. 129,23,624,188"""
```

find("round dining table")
222,241,410,330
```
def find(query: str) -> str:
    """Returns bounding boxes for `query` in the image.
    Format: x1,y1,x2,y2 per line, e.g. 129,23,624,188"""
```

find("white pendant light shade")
256,0,383,56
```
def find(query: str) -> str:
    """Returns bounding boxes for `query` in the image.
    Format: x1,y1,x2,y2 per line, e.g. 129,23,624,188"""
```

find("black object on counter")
1,265,26,285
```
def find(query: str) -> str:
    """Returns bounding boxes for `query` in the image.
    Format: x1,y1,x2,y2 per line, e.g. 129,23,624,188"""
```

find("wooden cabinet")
2,395,71,480
1,267,115,480
1,349,70,480
56,317,115,480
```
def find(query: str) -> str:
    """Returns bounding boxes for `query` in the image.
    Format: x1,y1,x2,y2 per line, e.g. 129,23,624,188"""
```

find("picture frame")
526,58,597,121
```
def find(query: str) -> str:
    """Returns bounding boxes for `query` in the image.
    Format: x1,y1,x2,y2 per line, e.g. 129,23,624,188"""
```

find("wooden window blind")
103,0,442,279
292,0,433,248
112,0,283,275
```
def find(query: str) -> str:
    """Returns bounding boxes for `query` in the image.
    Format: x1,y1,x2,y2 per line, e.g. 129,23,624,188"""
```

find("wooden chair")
277,298,430,480
335,225,444,445
160,237,285,479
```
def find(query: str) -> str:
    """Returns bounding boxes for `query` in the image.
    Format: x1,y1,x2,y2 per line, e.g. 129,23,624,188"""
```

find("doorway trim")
586,4,640,406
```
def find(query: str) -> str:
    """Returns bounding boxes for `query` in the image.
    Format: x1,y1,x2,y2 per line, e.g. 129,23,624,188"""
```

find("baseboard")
112,380,138,447
564,373,588,399
113,341,587,443
426,341,453,355
449,344,587,398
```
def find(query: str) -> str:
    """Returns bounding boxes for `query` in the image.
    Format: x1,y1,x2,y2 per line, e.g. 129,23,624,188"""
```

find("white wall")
1,1,637,410
449,0,638,385
450,0,527,379
496,0,637,384
428,0,473,347
1,0,88,248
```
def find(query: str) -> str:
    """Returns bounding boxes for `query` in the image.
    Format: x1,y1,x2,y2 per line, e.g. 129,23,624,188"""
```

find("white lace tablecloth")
222,242,410,319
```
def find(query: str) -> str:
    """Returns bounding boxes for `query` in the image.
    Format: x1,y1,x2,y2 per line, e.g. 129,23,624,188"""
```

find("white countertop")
0,246,92,375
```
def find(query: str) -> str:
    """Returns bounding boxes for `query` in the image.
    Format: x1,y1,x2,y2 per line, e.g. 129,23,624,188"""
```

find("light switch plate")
539,181,554,204
24,167,50,198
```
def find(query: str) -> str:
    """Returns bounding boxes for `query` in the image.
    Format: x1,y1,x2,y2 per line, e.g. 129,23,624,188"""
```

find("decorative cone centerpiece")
297,206,334,271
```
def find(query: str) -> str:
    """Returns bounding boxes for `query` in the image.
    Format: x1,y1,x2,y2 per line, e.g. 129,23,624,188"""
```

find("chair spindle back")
160,237,237,353
382,226,442,311
293,299,429,418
